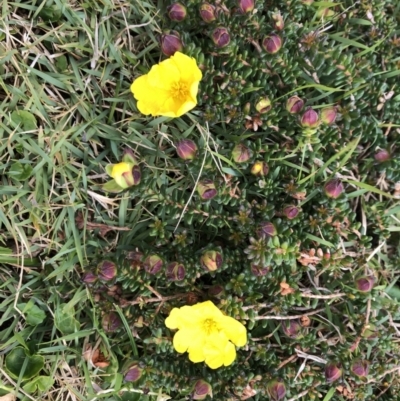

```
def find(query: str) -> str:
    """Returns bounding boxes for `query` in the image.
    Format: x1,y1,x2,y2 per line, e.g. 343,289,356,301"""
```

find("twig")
300,292,346,299
121,293,188,307
254,307,325,321
367,366,400,384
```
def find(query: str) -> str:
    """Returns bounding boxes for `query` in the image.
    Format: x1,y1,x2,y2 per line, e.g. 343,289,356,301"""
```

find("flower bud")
167,3,187,21
208,284,225,298
192,380,213,400
272,12,284,30
82,271,98,284
282,320,302,339
262,34,282,54
197,179,217,200
160,30,183,56
109,162,140,189
102,311,121,332
200,250,223,271
166,262,185,281
362,324,378,340
283,205,300,220
300,108,319,129
124,363,143,382
302,0,313,4
238,0,254,14
351,359,369,377
176,139,198,160
286,96,304,114
144,255,163,275
325,362,342,383
257,221,277,238
199,2,216,23
251,161,269,176
355,276,374,292
266,379,286,401
320,106,337,125
251,264,270,276
255,97,272,114
212,27,230,48
374,149,391,162
98,260,117,281
232,144,251,163
324,179,344,199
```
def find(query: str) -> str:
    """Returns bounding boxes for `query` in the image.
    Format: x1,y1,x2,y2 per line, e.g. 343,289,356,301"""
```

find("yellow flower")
130,52,202,118
165,300,247,369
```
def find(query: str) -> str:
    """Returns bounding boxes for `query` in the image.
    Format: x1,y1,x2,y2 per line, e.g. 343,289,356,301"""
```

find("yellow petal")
203,332,231,369
173,328,201,353
222,341,236,367
193,301,223,320
188,337,206,363
147,63,180,90
220,316,247,347
165,305,202,330
171,52,202,82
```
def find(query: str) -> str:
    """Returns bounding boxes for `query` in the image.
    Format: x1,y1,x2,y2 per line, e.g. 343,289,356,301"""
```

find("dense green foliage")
0,0,400,400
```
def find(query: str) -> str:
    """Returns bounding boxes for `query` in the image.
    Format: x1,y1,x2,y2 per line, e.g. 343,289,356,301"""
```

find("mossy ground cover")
0,0,400,400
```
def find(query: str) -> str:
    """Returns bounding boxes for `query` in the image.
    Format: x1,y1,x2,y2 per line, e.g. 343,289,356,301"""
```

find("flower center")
202,318,218,335
170,81,188,101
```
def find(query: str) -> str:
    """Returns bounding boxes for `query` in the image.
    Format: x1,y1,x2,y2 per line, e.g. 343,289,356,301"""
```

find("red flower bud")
374,149,391,162
166,262,186,281
238,0,254,14
300,108,319,128
325,362,342,383
98,260,117,281
82,271,97,284
251,161,269,176
197,179,217,200
160,30,183,56
167,3,187,21
208,284,225,298
176,139,198,160
257,221,277,238
324,179,344,199
267,379,286,401
251,264,270,276
255,97,272,113
212,27,230,48
144,254,163,275
232,144,251,163
199,2,216,23
351,359,369,377
124,363,143,382
283,205,300,220
193,380,213,400
355,276,375,292
282,320,303,339
102,311,121,332
262,34,282,54
272,12,284,30
320,106,337,125
286,96,304,114
200,250,223,271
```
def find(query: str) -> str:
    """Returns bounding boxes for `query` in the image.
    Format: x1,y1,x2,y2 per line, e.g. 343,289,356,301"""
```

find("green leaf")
7,162,33,181
5,347,44,380
102,179,124,193
20,301,46,326
54,304,80,335
345,180,395,199
322,387,336,401
38,4,62,23
23,376,54,393
10,110,37,131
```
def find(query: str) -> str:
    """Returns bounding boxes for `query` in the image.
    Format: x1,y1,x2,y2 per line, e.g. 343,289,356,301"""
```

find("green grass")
1,0,400,400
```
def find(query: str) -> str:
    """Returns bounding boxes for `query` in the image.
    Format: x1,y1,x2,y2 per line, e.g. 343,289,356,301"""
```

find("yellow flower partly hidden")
165,300,247,369
103,148,141,192
131,52,202,118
